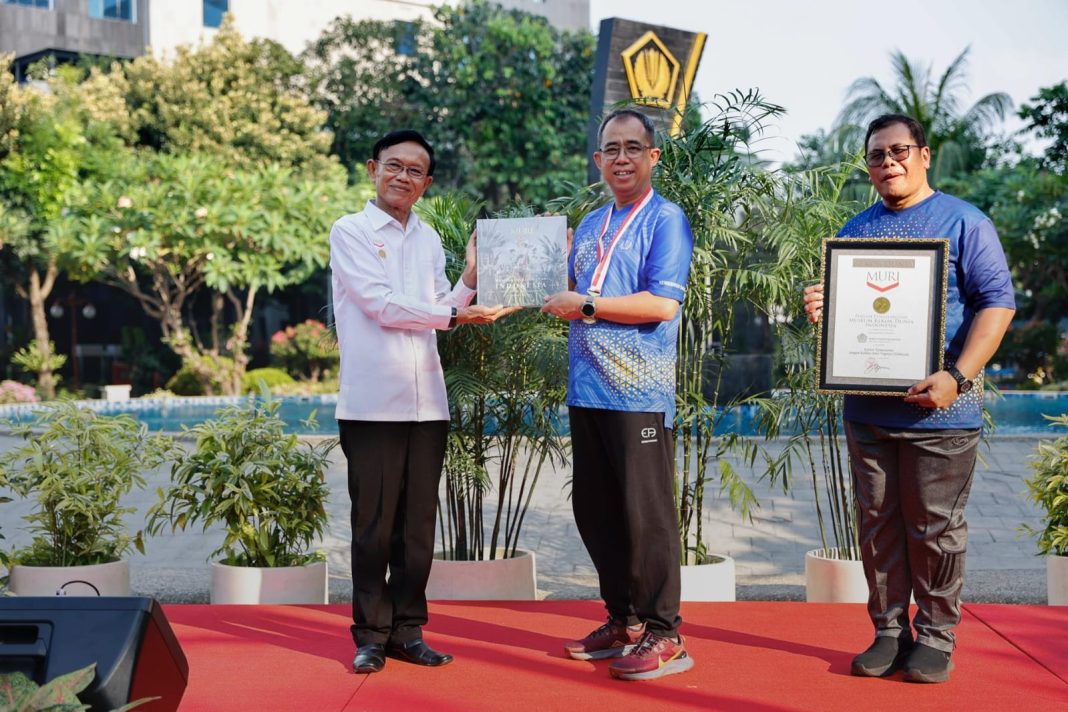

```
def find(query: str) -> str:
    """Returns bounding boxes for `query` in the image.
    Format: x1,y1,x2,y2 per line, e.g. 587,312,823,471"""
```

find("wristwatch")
448,307,458,329
580,295,597,324
946,366,973,394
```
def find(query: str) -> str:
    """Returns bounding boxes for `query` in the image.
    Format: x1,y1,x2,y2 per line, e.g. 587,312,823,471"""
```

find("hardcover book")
475,216,568,307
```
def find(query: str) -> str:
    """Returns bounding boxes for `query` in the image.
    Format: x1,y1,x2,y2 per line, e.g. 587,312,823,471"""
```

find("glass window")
394,21,417,57
2,0,53,9
88,0,136,22
203,0,228,28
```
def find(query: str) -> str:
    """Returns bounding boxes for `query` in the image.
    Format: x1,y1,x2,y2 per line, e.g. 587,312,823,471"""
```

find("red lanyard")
589,187,654,295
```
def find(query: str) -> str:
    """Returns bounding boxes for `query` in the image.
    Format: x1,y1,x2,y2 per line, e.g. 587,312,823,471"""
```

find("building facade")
1,0,590,77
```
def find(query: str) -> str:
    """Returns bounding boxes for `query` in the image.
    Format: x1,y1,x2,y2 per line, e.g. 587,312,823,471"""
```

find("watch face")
958,379,973,393
581,300,595,317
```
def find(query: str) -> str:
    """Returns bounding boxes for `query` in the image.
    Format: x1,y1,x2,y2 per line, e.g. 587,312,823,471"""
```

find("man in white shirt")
330,130,514,674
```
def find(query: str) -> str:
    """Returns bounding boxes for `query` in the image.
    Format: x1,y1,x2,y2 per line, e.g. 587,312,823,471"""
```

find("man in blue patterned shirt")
804,114,1015,683
543,108,695,681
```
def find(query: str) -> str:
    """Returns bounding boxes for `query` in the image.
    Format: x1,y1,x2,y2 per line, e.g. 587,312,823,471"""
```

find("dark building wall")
0,0,148,62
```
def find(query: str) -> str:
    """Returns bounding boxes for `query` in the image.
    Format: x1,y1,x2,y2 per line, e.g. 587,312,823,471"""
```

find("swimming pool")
1,391,1066,436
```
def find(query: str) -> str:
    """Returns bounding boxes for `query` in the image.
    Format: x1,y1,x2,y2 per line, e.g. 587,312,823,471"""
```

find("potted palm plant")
744,323,864,602
742,162,869,602
1023,414,1068,605
143,396,337,604
0,401,177,596
418,194,570,600
653,92,802,600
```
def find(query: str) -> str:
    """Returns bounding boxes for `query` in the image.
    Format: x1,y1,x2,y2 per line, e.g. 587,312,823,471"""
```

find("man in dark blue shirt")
804,114,1015,683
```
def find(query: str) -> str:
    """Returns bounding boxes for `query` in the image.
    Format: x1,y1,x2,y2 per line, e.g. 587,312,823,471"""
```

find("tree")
1019,81,1068,175
836,47,1012,182
305,0,594,209
89,16,333,171
0,58,89,397
945,160,1068,384
57,151,352,394
423,1,593,208
304,16,430,171
784,124,873,204
51,20,346,392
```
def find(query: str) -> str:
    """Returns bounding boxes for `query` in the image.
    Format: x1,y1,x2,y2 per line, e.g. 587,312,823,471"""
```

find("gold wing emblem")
634,48,671,101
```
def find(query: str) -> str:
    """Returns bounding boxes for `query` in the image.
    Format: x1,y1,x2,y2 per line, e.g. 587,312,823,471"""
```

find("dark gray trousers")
845,421,981,652
569,406,682,638
339,419,448,647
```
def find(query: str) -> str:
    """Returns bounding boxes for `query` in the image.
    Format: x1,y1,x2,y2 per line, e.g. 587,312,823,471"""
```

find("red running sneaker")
563,620,644,660
608,631,694,680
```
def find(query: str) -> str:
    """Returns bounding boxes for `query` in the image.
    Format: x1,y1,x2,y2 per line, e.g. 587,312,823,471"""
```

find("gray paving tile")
0,433,1053,603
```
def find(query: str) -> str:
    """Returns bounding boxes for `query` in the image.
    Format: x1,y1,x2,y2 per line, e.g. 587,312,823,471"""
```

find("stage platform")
161,600,1067,711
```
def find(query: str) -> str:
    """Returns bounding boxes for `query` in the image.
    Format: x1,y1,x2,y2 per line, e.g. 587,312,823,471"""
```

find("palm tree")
836,47,1012,183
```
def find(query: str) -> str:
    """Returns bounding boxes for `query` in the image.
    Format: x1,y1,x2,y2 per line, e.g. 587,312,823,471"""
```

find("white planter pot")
103,384,132,401
680,553,736,602
426,548,537,600
1048,554,1068,605
210,560,328,604
805,548,868,603
9,560,130,596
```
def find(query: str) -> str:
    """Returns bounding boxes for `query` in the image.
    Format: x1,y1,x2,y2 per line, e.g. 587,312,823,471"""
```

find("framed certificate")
476,216,568,307
817,237,949,395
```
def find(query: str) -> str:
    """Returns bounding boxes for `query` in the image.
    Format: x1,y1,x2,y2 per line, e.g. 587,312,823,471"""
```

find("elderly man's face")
866,122,931,209
366,141,433,217
594,115,660,206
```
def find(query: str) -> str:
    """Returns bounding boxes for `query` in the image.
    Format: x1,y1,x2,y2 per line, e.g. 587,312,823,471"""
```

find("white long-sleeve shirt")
330,200,475,421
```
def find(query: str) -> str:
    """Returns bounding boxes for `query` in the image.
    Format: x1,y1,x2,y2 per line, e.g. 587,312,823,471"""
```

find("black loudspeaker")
0,597,188,711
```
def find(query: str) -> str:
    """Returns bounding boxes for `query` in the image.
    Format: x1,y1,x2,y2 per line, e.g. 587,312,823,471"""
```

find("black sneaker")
902,643,954,683
850,635,914,677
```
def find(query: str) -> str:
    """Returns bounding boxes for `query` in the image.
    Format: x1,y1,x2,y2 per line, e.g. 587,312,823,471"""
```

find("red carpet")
161,601,1067,711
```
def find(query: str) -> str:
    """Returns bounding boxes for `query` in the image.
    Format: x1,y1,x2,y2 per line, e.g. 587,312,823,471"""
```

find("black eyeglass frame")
597,144,656,161
864,144,924,167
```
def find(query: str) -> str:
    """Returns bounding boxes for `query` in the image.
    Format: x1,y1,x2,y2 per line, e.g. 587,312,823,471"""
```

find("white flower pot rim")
9,559,130,597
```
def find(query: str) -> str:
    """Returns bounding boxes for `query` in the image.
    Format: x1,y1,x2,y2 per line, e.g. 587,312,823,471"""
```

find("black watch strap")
946,366,972,393
448,307,458,329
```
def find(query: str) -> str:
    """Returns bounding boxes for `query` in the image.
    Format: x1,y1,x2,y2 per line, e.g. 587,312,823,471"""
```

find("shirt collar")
365,199,423,235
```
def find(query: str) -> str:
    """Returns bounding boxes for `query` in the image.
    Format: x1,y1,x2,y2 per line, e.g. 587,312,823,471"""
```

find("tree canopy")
834,47,1012,183
306,0,594,209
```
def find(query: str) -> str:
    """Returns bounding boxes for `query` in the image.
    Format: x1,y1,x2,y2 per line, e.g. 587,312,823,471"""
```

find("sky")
587,0,1068,164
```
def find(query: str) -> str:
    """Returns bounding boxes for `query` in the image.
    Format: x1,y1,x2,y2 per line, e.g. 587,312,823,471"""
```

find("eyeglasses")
598,143,654,161
378,160,428,180
864,144,922,167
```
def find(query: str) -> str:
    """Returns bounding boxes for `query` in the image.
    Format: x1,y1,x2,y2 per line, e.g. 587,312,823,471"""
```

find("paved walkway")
0,434,1049,604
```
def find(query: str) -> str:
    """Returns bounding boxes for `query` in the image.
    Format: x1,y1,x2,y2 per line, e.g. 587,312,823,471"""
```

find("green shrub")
1024,414,1068,556
165,367,204,396
165,356,234,395
0,402,178,567
270,319,339,381
0,380,37,405
242,367,296,394
144,398,337,567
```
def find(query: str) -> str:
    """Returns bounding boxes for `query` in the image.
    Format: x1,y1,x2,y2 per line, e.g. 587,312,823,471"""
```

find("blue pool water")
1,391,1066,436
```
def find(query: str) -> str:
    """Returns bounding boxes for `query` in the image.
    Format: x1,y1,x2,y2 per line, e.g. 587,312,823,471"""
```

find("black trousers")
569,406,682,638
338,419,448,646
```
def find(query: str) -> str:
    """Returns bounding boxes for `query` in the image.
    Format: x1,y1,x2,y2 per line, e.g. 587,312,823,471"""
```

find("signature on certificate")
865,358,889,374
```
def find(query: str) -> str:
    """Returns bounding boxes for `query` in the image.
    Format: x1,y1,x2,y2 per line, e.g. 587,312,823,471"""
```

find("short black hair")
372,129,435,176
598,108,656,147
864,114,927,151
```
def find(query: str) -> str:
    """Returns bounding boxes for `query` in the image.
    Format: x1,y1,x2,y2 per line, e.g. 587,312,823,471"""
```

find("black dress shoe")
385,639,454,667
352,643,386,673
